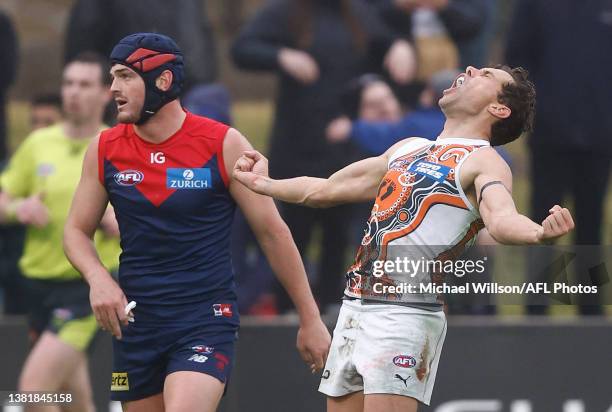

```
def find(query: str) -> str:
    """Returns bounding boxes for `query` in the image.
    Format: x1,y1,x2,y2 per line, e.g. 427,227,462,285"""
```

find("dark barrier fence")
1,316,611,411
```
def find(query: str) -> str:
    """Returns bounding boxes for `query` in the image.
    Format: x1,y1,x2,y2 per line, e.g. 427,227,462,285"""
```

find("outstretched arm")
232,139,410,208
224,129,331,373
64,136,129,339
468,148,574,244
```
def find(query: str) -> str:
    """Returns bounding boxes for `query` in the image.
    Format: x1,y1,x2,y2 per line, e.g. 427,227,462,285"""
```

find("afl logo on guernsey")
393,355,417,368
114,170,144,186
167,168,212,189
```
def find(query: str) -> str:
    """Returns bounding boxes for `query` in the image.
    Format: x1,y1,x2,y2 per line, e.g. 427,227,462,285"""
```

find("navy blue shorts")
110,303,239,402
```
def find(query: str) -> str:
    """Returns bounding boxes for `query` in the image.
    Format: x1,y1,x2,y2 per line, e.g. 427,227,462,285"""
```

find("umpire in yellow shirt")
0,52,119,412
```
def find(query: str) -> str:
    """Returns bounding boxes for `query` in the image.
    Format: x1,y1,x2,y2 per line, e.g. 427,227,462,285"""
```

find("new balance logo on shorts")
111,372,129,391
188,354,209,363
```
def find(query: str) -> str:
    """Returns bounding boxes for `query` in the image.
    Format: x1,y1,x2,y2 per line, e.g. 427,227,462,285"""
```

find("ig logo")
150,152,165,164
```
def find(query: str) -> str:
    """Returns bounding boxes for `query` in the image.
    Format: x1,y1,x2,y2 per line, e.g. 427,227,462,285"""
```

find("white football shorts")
318,299,447,405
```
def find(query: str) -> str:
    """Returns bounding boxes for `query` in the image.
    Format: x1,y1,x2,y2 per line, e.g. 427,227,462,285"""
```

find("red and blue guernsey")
98,112,237,327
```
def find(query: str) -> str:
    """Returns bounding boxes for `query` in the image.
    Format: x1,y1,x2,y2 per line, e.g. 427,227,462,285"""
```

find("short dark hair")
31,93,61,108
65,51,111,86
490,65,536,146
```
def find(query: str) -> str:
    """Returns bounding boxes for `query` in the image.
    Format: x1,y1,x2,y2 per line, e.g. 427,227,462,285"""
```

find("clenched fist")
232,150,270,195
537,205,575,243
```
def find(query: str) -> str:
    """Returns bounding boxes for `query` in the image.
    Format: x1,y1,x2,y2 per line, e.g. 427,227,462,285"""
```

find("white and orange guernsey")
345,137,489,308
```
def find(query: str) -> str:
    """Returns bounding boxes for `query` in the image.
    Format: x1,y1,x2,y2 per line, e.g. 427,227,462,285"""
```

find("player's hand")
15,193,50,228
384,39,417,85
278,48,320,85
536,205,575,243
326,117,352,143
99,206,120,238
88,270,129,339
232,150,271,195
296,317,331,373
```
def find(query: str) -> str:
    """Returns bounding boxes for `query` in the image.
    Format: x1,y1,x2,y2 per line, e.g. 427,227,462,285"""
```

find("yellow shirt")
0,124,120,280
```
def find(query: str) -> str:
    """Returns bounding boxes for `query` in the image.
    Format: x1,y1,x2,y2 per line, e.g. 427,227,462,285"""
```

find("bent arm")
476,170,541,245
0,134,49,226
63,136,111,282
472,149,573,244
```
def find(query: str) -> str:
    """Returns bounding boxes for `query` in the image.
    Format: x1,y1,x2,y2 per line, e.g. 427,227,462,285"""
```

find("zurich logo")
167,168,211,189
183,169,194,180
114,170,144,186
393,355,417,368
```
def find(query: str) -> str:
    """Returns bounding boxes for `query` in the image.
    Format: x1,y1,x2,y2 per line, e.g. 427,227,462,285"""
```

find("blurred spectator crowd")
0,0,610,317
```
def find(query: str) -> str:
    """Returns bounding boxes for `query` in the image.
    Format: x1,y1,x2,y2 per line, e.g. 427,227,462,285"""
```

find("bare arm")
232,139,410,208
223,128,331,372
63,136,129,339
64,136,109,280
466,148,574,244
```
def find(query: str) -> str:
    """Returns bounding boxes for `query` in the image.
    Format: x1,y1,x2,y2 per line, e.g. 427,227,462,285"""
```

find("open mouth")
443,74,466,95
453,74,466,88
115,97,128,109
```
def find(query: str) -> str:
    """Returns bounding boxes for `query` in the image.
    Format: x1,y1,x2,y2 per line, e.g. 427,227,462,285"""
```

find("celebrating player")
0,52,120,412
233,65,575,411
63,33,330,412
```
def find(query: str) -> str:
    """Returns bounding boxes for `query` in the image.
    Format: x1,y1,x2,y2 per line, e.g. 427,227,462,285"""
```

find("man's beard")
116,111,140,124
116,103,143,124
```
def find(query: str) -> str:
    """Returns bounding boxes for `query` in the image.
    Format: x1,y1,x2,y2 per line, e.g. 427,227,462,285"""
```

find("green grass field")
8,100,611,316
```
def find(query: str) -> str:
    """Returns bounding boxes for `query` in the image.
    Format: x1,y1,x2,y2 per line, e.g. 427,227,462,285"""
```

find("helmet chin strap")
134,88,174,125
134,68,179,125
